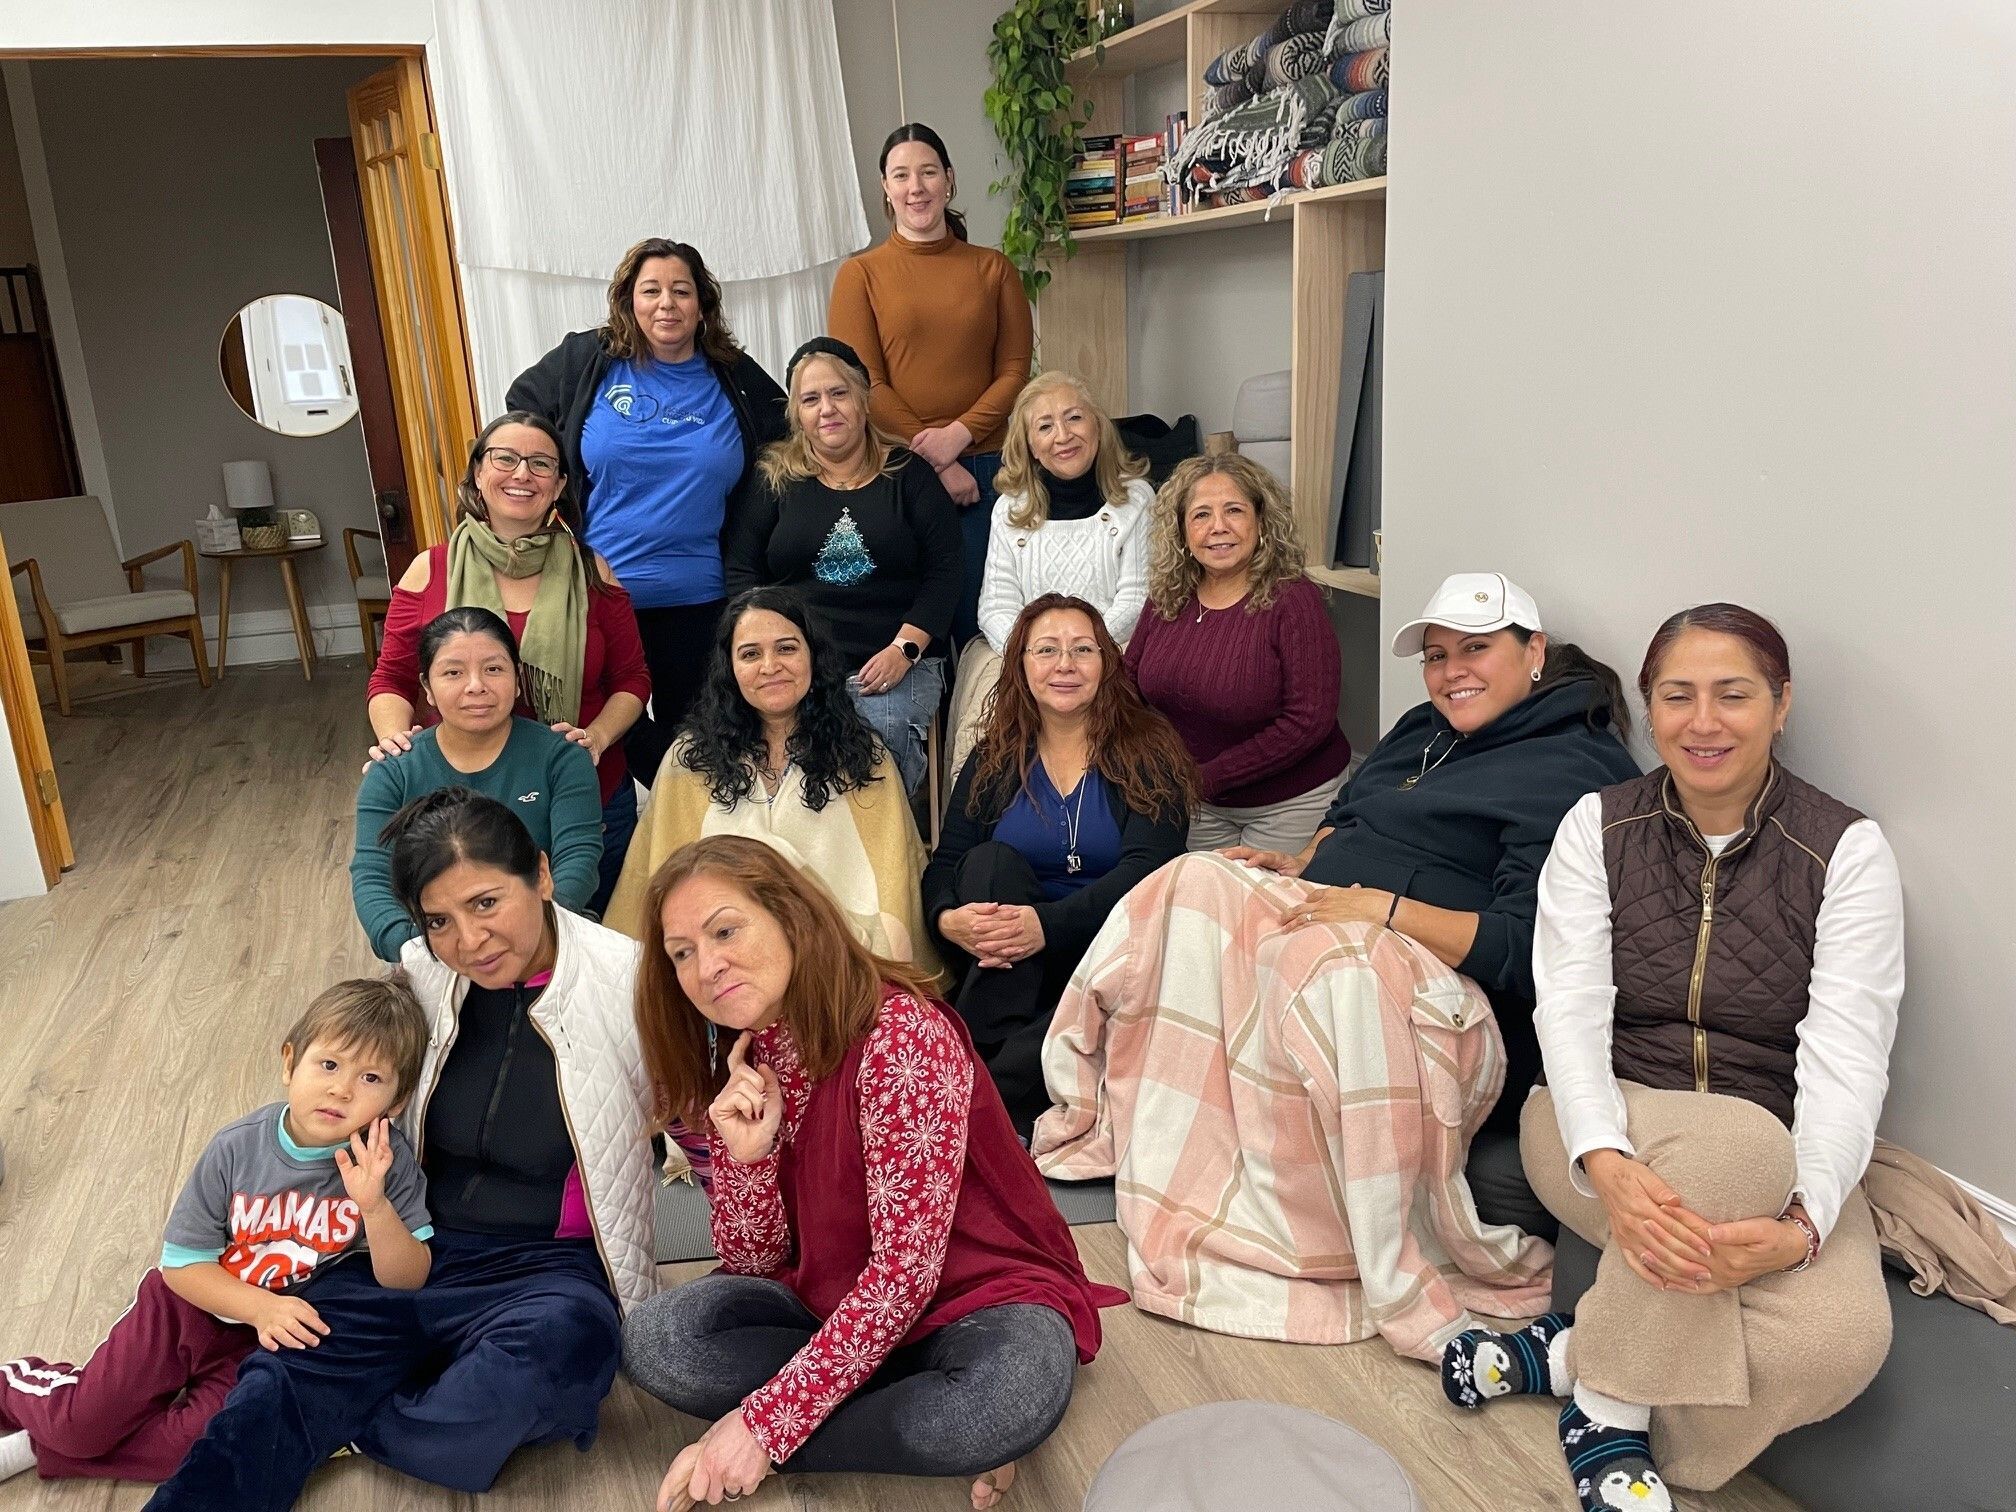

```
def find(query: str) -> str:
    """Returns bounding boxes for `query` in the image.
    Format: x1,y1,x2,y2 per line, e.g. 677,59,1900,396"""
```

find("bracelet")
1382,892,1401,929
1781,1209,1821,1273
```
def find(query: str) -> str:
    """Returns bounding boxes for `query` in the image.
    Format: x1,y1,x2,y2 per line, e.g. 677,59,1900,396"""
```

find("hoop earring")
1530,668,1542,683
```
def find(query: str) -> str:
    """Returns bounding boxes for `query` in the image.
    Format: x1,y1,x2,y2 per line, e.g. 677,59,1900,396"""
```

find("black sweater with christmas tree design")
724,450,962,667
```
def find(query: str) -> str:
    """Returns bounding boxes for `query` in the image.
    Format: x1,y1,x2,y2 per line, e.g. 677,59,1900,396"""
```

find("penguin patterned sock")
1440,1311,1573,1408
1559,1399,1671,1512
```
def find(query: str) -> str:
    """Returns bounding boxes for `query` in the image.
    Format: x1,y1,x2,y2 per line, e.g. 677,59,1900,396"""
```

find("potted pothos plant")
984,0,1099,299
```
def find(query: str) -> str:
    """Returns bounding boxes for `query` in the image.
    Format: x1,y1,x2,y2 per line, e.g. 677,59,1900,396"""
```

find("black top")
923,750,1189,967
421,980,576,1238
723,453,962,666
505,328,787,519
1039,464,1105,521
1303,675,1641,1126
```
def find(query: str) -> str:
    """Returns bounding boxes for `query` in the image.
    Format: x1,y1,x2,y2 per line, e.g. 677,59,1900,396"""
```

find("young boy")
0,978,433,1484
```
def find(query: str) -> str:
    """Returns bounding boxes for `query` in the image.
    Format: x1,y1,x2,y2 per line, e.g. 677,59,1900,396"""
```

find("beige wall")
1383,1,2016,1201
27,56,388,624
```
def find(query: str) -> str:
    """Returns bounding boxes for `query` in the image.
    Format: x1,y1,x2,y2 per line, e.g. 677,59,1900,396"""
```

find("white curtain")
430,0,871,410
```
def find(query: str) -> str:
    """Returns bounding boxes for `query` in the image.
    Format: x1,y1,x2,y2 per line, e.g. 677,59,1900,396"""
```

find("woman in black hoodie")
507,238,786,778
1238,573,1641,1134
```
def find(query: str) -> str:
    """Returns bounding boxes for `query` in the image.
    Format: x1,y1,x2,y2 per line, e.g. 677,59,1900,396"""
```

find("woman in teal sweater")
352,607,601,961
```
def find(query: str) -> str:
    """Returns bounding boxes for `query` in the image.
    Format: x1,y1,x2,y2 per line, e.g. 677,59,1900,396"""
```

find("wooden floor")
0,662,1804,1512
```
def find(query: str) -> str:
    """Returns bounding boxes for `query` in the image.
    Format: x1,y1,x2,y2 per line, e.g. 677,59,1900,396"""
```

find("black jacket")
923,753,1189,967
1303,675,1640,1122
504,328,788,520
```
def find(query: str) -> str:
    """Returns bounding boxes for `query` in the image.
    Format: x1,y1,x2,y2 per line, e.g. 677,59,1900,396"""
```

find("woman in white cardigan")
948,371,1153,777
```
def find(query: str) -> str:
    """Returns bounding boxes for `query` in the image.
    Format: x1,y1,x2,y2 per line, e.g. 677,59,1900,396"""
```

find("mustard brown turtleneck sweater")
827,231,1033,453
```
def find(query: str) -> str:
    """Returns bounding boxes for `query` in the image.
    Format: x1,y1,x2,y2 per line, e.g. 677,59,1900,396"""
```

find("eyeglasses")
481,447,560,479
1024,642,1101,665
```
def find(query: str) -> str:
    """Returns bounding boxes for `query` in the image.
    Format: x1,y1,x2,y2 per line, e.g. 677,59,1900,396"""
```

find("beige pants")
946,639,1003,791
1185,768,1347,855
1522,1084,1889,1490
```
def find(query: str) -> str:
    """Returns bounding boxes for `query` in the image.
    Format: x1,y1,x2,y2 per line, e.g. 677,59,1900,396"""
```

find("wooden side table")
199,539,329,680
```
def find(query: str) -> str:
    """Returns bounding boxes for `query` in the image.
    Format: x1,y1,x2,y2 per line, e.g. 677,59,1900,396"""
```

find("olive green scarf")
445,518,588,727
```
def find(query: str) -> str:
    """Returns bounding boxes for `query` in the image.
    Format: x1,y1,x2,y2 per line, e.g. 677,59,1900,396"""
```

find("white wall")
1383,0,2016,1201
0,72,31,264
0,1,432,51
830,0,1010,255
25,56,388,635
0,693,46,901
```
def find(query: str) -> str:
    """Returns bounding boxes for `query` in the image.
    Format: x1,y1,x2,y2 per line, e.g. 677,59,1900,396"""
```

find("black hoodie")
1303,675,1641,1122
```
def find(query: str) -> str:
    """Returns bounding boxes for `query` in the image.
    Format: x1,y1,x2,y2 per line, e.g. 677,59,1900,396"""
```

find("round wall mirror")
219,294,360,437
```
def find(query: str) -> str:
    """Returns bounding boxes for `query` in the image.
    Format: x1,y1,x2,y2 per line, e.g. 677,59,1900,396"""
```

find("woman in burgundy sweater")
366,412,651,910
623,836,1122,1512
1124,453,1350,853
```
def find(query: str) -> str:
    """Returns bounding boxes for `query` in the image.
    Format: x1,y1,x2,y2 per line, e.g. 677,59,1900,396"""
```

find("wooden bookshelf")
1039,0,1386,591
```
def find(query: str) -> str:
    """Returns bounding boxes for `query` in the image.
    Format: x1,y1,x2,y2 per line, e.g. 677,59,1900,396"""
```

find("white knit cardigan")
976,477,1154,652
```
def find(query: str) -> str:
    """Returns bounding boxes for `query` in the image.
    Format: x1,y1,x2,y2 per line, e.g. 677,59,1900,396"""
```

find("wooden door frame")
0,42,476,886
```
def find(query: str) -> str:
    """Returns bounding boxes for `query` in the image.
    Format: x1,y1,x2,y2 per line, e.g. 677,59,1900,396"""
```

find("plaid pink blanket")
1032,852,1552,1360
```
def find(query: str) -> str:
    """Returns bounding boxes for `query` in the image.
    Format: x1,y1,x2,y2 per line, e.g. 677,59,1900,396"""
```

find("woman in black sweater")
923,594,1195,1133
724,337,961,794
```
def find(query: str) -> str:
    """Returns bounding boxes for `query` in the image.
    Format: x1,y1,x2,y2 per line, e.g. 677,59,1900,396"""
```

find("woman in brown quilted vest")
1439,603,1903,1512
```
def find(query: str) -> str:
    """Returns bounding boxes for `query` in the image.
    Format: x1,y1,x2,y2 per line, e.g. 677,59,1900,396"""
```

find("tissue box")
196,514,242,553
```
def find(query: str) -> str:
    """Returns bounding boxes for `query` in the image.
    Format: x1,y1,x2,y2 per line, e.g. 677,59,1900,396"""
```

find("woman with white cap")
1228,571,1641,1135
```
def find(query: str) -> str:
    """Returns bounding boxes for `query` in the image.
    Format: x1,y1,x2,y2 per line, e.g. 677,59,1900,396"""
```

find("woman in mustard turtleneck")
828,122,1034,648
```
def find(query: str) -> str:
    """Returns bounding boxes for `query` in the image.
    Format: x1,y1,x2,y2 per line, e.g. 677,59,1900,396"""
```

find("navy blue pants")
143,1228,621,1510
951,452,1002,649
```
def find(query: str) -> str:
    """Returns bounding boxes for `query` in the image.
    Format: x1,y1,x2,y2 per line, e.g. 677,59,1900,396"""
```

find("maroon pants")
0,1268,254,1480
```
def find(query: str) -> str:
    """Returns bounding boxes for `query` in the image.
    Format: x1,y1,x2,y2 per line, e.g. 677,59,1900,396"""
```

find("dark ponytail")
878,123,969,242
379,786,542,929
1510,628,1631,735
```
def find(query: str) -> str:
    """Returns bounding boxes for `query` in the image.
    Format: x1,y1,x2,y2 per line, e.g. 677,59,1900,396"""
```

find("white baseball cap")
1390,572,1544,657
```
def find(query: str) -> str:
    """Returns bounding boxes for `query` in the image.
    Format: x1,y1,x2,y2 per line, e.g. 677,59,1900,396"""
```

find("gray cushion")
48,588,197,637
1084,1400,1423,1511
1552,1230,2016,1511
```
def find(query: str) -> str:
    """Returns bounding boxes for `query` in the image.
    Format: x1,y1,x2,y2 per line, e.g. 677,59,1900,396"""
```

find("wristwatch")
894,636,922,663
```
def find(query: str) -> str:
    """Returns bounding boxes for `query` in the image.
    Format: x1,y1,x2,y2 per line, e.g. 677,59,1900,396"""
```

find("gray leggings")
622,1275,1078,1478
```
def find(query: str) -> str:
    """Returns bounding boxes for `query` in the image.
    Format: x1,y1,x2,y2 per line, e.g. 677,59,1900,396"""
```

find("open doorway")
0,48,478,890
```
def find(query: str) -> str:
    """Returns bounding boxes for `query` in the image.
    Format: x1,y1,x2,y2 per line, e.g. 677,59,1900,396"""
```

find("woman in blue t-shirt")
922,594,1196,1133
507,238,786,780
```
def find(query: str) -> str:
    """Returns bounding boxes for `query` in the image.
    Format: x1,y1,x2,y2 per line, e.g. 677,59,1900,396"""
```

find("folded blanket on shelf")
1033,852,1553,1359
1262,28,1329,90
1323,10,1391,58
1168,74,1336,197
1319,117,1389,183
1205,78,1251,117
1338,85,1389,121
1328,44,1389,94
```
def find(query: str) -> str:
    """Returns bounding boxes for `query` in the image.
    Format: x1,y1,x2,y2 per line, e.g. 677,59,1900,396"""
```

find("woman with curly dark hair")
603,587,935,970
923,594,1196,1131
507,237,787,776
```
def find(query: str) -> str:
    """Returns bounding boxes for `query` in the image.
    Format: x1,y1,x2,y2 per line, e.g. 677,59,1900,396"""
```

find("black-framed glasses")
481,446,560,479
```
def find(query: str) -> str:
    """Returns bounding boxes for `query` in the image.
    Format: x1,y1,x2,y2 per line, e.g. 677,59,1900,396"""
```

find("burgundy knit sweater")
1124,576,1350,808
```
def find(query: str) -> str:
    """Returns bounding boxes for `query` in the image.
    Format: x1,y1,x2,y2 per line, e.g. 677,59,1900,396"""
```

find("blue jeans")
589,780,638,917
848,655,945,794
952,452,1001,649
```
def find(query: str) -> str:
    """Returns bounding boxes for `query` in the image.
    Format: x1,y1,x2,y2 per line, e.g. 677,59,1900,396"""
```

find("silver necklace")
757,757,794,806
1058,769,1090,873
1399,732,1459,791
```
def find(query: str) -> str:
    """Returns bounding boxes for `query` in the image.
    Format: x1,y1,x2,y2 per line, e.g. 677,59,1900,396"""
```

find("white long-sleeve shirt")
976,478,1153,652
1533,791,1904,1241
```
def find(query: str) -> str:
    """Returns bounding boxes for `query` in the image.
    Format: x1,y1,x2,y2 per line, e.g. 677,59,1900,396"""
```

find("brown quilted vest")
1599,764,1863,1125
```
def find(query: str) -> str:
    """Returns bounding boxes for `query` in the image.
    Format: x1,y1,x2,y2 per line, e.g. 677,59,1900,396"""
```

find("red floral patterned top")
707,987,1117,1464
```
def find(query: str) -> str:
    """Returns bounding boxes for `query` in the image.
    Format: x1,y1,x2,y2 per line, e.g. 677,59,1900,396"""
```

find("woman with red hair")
923,594,1197,1132
622,835,1123,1510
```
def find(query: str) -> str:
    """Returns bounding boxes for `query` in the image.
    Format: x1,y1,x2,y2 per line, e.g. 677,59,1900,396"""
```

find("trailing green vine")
984,0,1098,299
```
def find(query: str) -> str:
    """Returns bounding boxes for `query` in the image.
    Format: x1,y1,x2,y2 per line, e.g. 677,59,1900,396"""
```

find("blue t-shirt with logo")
579,354,744,609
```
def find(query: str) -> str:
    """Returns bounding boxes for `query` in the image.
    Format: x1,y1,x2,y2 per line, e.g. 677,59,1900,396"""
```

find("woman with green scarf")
367,412,652,910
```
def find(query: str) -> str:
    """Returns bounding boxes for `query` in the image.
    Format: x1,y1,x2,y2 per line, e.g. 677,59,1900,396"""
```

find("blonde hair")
1146,452,1308,619
993,371,1147,530
757,351,907,490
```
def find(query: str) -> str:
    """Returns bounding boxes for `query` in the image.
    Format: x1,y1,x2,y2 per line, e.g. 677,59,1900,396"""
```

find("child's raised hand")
334,1117,395,1213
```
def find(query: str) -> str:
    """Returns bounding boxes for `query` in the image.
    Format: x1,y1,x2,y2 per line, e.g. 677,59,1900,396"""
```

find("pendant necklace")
1059,770,1090,873
1399,732,1459,791
758,757,794,807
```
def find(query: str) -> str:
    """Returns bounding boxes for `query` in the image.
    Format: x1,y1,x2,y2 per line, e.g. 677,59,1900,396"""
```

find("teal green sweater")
351,719,602,962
